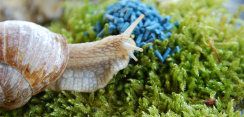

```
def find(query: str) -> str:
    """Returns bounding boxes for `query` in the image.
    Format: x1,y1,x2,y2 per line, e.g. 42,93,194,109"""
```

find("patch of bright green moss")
1,0,244,116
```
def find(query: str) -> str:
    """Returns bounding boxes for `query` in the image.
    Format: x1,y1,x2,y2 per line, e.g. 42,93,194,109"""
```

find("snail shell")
0,15,144,110
0,20,69,110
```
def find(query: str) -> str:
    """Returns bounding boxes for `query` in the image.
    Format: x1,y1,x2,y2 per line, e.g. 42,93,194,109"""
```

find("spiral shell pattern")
0,21,68,110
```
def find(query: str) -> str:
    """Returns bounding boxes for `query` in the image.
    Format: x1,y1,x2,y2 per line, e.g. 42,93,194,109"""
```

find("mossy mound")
1,0,244,116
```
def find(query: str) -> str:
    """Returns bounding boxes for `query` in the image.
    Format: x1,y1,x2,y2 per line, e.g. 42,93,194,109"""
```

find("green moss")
1,0,244,116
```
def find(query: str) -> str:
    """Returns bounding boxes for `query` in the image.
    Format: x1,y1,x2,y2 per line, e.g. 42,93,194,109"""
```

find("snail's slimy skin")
48,34,143,92
49,14,144,92
0,14,144,110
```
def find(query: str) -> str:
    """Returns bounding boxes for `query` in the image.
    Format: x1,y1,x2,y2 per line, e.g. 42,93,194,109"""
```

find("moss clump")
1,0,244,116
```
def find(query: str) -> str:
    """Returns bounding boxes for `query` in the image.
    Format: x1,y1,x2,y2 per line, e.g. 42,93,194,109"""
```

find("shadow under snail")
0,14,145,110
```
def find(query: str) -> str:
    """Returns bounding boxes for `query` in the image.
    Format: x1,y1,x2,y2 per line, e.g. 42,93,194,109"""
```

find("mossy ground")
1,0,244,116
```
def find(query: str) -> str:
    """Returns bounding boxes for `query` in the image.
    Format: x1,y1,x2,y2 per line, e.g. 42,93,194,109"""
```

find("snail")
0,14,145,110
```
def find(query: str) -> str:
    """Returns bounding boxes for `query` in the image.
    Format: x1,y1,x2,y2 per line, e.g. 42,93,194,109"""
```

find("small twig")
202,37,221,62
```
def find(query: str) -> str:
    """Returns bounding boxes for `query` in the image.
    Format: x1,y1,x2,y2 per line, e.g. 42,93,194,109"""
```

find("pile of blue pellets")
97,0,180,62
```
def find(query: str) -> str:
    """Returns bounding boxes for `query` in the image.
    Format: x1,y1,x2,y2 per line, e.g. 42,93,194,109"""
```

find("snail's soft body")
0,15,144,110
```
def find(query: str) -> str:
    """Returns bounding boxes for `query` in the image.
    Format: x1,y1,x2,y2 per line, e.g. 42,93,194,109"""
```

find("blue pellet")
132,26,140,35
159,26,165,31
163,21,170,27
154,18,159,23
146,23,160,31
104,14,114,21
155,29,160,35
158,35,166,41
142,17,147,22
106,9,114,14
158,32,166,40
136,34,143,44
149,6,158,13
130,12,136,22
144,19,151,27
155,14,164,21
149,33,156,38
145,10,158,16
148,21,157,26
162,47,172,60
175,21,179,27
136,25,139,30
133,29,140,35
113,5,122,12
124,8,133,21
176,46,180,51
165,23,174,31
143,30,150,40
97,29,104,38
113,13,119,17
114,18,118,24
109,23,116,29
121,22,130,33
170,46,180,55
138,42,147,47
154,50,165,62
139,20,143,27
136,43,140,47
137,5,146,13
127,2,137,9
145,37,156,43
117,22,125,30
118,7,127,14
160,17,167,24
96,21,102,33
118,18,124,23
160,31,165,35
136,11,143,16
120,13,125,17
149,15,155,21
164,32,172,38
84,31,89,36
140,28,145,33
